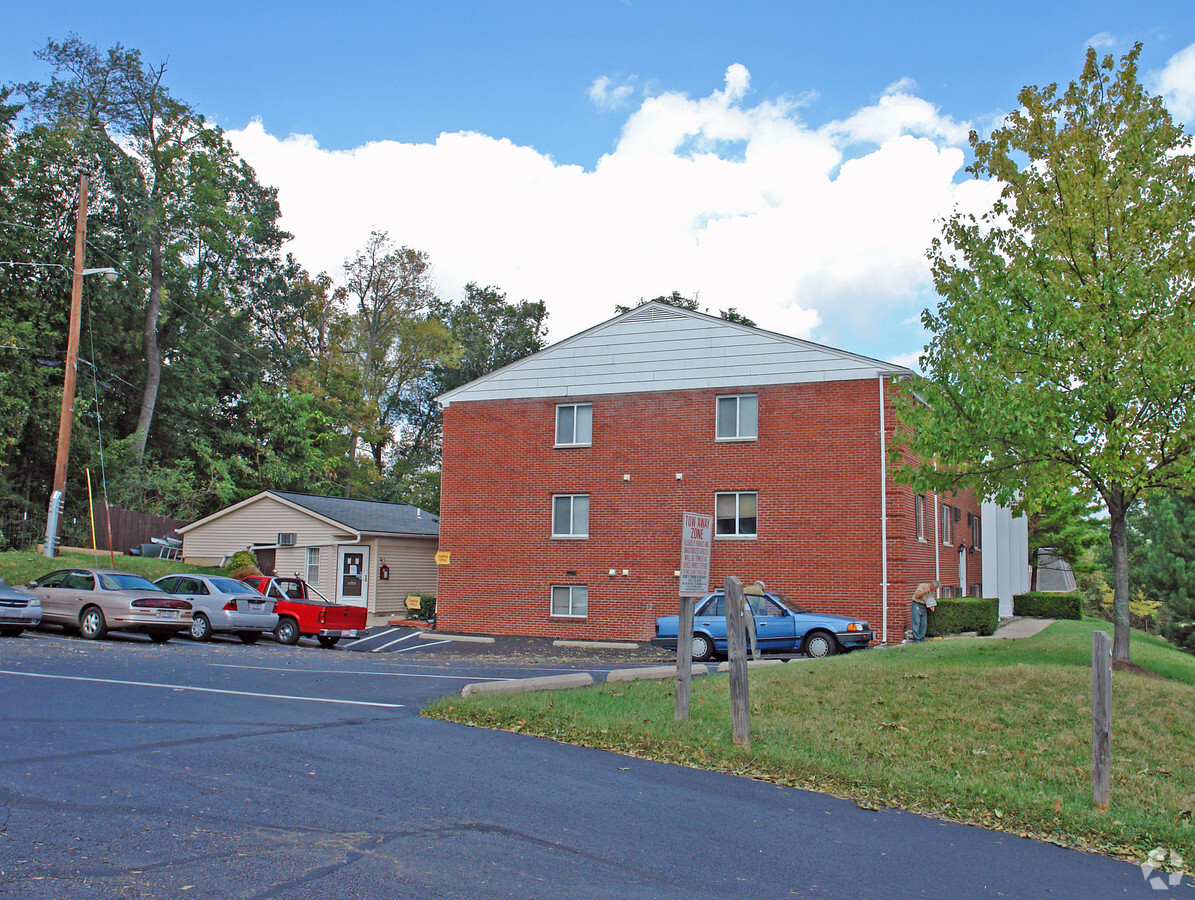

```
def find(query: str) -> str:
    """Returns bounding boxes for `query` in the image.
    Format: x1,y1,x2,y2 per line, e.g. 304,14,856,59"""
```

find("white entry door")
336,546,370,608
958,547,967,597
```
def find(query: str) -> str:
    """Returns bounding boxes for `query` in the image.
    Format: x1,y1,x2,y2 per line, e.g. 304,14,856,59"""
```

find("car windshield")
770,592,811,614
208,577,257,594
99,573,164,592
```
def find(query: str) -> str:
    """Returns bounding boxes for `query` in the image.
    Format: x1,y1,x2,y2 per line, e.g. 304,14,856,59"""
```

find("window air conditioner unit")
277,533,296,547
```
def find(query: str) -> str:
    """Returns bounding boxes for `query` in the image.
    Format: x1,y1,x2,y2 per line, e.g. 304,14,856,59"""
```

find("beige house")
179,491,439,622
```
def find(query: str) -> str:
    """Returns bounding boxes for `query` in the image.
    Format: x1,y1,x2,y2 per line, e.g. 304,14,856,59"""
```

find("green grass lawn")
0,548,210,587
424,620,1195,872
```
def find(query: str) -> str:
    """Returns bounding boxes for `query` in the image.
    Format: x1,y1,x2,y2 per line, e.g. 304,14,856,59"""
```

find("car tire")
147,630,173,643
0,626,24,637
80,606,108,640
803,630,838,659
237,631,260,645
691,633,715,662
190,614,212,642
317,635,340,649
275,617,301,645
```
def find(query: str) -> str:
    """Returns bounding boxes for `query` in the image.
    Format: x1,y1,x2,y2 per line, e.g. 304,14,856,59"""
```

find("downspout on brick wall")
878,374,889,644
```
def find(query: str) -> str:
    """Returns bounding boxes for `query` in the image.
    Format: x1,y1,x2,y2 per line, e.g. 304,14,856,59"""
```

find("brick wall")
437,379,981,642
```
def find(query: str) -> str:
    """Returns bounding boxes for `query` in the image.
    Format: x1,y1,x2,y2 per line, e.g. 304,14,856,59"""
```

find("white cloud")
227,64,988,357
1153,42,1195,124
588,75,635,111
886,350,924,372
1086,32,1118,50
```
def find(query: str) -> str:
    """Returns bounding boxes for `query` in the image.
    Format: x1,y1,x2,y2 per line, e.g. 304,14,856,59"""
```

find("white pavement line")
212,663,501,681
0,669,404,708
392,640,452,653
344,627,400,649
371,632,421,653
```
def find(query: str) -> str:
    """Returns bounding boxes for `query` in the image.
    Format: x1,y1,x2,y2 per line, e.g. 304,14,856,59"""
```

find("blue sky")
5,1,1195,364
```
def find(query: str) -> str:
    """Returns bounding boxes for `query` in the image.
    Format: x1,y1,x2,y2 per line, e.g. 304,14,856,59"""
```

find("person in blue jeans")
910,580,939,642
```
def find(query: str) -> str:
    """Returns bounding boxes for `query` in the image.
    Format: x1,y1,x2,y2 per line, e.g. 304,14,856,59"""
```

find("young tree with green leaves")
894,45,1195,661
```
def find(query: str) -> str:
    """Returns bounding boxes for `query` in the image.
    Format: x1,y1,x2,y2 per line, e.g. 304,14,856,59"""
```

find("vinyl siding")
372,536,439,615
440,305,900,404
181,497,355,563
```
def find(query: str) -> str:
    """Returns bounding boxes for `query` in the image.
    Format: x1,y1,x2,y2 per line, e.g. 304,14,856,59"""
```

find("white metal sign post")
676,512,714,720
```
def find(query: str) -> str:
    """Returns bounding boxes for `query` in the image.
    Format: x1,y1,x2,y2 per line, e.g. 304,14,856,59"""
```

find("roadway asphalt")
0,626,1187,899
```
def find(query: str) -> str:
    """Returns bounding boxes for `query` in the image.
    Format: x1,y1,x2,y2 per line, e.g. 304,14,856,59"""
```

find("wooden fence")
91,505,187,554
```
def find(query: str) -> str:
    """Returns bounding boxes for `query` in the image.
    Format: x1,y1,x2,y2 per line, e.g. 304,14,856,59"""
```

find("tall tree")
1133,491,1195,653
19,34,283,466
894,45,1195,661
335,232,457,480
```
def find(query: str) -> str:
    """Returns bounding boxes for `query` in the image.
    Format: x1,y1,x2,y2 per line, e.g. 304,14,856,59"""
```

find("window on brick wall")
969,512,982,550
551,584,588,617
555,403,593,446
941,502,952,545
552,494,589,538
716,394,757,440
915,494,926,541
715,491,757,537
306,547,321,585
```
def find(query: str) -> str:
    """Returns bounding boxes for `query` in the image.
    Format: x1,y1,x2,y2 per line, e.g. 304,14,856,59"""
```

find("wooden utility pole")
1092,630,1112,812
725,576,750,748
44,171,89,557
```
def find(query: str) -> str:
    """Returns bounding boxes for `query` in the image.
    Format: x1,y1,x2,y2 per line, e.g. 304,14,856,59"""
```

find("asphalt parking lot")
1,625,1179,899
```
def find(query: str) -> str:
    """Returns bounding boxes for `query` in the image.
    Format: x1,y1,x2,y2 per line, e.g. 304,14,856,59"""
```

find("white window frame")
551,584,588,618
552,494,589,538
715,491,758,538
306,547,321,585
716,394,758,441
941,503,952,545
555,403,593,447
915,494,926,541
969,513,982,550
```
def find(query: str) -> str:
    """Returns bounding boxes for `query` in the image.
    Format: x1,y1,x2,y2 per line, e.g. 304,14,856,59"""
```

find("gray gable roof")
437,301,911,405
271,492,439,537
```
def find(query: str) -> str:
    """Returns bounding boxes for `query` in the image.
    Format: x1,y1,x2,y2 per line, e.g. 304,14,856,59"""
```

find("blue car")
651,590,872,661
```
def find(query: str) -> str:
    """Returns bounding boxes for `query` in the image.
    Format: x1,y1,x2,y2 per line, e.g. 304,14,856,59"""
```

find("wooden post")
675,596,695,720
725,576,750,748
1092,630,1112,813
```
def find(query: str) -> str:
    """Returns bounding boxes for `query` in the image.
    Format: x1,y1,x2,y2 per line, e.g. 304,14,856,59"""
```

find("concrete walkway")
985,615,1056,639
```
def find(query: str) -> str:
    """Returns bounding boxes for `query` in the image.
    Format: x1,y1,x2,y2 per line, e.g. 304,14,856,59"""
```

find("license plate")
249,602,263,611
156,610,179,619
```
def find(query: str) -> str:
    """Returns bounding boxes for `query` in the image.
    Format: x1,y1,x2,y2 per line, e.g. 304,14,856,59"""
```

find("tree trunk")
132,222,164,467
1107,487,1131,661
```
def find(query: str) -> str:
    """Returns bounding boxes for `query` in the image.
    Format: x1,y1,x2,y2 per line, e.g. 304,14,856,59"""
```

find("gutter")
878,375,889,644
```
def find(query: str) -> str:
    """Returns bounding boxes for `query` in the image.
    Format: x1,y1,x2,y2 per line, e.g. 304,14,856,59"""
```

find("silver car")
28,568,192,642
154,574,278,644
0,577,42,636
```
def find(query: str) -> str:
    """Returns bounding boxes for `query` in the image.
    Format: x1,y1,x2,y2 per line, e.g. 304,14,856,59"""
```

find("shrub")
226,549,258,574
1013,591,1082,620
417,594,436,621
928,596,999,636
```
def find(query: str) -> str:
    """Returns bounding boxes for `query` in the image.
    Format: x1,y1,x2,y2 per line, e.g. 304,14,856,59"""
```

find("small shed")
178,491,439,621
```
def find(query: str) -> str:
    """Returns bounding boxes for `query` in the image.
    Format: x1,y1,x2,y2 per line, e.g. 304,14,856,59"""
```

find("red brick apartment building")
435,302,1028,643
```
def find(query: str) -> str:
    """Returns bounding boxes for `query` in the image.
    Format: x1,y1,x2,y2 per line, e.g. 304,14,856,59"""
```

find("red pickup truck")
241,575,368,648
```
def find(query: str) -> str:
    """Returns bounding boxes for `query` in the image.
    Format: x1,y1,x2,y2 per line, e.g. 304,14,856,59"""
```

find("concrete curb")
420,632,495,644
606,664,709,683
461,673,594,697
715,659,787,672
553,639,641,650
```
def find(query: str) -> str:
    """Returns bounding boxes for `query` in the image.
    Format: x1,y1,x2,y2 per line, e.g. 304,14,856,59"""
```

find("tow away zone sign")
680,512,713,597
